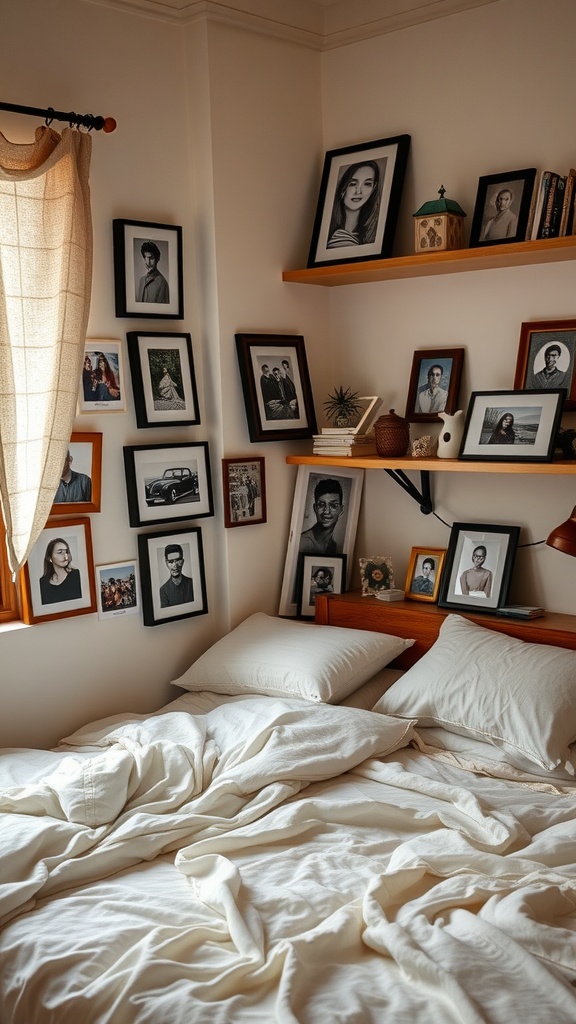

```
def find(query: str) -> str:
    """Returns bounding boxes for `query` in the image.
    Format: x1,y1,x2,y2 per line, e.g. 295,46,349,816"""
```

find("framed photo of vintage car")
123,442,214,528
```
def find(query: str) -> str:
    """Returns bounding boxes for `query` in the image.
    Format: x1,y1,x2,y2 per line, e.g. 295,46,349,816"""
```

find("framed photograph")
514,318,576,411
113,219,183,319
222,457,266,527
123,442,214,528
459,389,565,462
296,553,347,620
137,527,207,627
50,432,102,515
404,547,446,603
95,560,140,621
235,333,317,442
359,556,395,596
127,331,200,428
279,465,364,617
438,523,520,613
19,517,97,624
307,134,411,268
78,340,126,413
468,168,537,247
405,348,465,422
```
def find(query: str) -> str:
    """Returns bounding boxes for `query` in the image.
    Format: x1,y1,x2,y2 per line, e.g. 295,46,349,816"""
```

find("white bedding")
1,695,575,1023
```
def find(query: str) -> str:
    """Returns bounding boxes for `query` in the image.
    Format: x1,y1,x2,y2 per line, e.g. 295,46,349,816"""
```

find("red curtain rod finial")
103,117,116,133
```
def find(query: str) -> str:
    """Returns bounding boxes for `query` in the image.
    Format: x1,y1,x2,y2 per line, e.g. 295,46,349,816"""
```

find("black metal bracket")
384,468,433,515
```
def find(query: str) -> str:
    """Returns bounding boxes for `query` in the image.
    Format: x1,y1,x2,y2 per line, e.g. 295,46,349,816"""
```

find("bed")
1,593,576,1024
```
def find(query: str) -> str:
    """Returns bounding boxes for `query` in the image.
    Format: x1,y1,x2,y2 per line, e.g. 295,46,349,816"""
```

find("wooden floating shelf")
286,454,576,475
282,236,576,287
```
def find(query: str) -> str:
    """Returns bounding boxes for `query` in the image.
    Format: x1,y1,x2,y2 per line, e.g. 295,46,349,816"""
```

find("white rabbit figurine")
437,410,464,458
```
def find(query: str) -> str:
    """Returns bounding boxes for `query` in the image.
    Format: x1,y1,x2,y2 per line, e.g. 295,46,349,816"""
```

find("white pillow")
374,613,576,772
171,612,414,704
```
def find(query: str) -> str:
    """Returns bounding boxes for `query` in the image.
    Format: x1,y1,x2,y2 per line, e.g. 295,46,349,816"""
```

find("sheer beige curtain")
0,125,92,576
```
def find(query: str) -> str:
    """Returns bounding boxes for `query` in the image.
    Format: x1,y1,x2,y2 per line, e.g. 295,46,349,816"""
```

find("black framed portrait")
459,389,565,463
438,523,520,613
514,318,576,411
138,527,207,627
127,331,200,428
123,442,214,527
235,333,317,442
113,219,183,319
469,168,537,247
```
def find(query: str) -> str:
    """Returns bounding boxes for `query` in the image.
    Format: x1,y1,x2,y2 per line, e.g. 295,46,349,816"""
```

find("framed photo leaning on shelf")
438,523,519,613
296,553,346,620
405,348,464,422
307,134,411,268
468,168,536,247
514,318,576,411
404,547,446,604
459,389,565,462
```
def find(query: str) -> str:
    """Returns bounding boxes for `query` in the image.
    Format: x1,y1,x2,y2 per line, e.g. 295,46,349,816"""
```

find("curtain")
0,125,92,576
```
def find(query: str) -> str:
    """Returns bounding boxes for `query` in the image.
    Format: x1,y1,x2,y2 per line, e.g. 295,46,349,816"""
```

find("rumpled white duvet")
0,694,575,1024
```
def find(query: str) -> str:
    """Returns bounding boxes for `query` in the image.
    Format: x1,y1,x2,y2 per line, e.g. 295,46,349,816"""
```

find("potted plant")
323,386,363,428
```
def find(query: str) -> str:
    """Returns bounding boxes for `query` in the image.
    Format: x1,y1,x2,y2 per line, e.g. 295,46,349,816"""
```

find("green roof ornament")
413,186,467,253
413,186,467,218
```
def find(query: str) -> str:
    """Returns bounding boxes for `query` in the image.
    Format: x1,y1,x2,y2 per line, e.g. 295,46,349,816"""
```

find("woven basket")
374,409,410,457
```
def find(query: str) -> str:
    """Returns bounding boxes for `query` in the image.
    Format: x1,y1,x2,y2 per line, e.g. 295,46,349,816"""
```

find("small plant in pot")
323,386,363,428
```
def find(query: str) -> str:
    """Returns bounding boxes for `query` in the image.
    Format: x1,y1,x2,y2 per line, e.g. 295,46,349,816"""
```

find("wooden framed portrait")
50,432,102,515
459,389,565,462
235,333,317,443
307,134,411,268
514,318,576,411
279,465,364,617
438,523,520,613
468,168,537,247
78,340,126,413
359,556,395,596
404,547,446,603
405,348,465,422
95,560,140,621
123,442,214,528
127,331,200,428
222,456,266,528
137,527,207,627
113,219,183,319
19,517,97,624
296,553,347,620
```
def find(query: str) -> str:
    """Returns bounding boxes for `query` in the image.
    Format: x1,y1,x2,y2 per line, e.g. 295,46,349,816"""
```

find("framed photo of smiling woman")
307,135,411,268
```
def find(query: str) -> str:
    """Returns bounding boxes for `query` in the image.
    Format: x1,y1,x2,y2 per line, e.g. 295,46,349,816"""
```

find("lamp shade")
546,505,576,556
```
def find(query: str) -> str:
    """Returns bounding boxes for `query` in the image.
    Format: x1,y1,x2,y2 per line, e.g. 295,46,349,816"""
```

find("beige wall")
0,0,574,747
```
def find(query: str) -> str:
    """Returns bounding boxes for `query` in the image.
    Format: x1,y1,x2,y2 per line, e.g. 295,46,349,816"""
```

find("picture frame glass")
296,553,346,619
79,341,126,413
127,332,200,428
438,524,519,612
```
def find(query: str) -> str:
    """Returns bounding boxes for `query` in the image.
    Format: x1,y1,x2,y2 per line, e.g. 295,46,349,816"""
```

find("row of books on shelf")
530,167,576,240
312,431,377,456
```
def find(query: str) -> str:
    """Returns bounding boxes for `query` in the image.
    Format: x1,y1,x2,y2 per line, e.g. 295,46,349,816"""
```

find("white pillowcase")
374,613,576,772
171,612,414,704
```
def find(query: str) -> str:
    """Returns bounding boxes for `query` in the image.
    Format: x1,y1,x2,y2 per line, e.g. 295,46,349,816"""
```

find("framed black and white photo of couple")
79,340,126,413
123,442,214,528
235,333,317,442
295,553,347,620
459,389,565,462
127,332,200,428
405,348,465,422
137,527,207,627
468,168,537,247
438,523,520,613
95,560,140,621
279,465,364,618
222,457,267,528
19,517,97,625
113,219,183,319
514,318,576,411
404,547,446,604
307,134,411,268
50,432,102,516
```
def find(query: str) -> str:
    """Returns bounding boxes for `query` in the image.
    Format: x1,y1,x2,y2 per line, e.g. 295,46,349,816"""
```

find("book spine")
540,173,559,238
530,171,550,239
549,175,566,237
559,171,575,235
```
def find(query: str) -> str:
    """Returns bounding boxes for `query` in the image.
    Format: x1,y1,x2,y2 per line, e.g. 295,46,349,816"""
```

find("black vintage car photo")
145,467,199,506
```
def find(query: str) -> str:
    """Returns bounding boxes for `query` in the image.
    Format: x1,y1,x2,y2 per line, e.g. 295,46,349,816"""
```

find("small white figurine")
437,410,464,458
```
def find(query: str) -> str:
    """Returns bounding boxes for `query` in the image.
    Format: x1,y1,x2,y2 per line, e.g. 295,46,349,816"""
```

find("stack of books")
529,168,576,239
312,430,378,457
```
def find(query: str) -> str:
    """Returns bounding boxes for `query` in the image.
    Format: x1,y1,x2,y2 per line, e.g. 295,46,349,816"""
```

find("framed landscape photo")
137,527,207,627
235,333,317,442
113,219,183,319
222,457,266,528
127,331,200,428
95,560,140,621
459,389,565,462
123,442,214,527
438,523,520,613
279,465,364,617
404,547,446,603
79,340,126,413
19,517,97,625
468,168,537,247
307,134,411,268
50,432,102,515
296,553,346,620
514,318,576,411
405,348,464,422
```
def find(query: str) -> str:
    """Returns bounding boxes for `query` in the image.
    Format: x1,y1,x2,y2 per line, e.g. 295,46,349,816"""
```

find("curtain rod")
0,100,116,133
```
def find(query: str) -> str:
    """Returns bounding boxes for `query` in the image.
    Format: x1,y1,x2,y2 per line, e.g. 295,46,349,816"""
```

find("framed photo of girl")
235,333,317,443
307,134,411,268
137,527,207,627
459,389,565,462
468,168,537,247
514,318,576,411
113,219,183,319
404,547,446,603
19,517,97,624
438,523,520,613
296,553,347,620
405,348,464,422
127,331,200,428
50,432,102,515
79,340,126,413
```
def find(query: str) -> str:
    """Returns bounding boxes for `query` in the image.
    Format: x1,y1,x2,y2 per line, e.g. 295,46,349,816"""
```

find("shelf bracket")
384,468,433,515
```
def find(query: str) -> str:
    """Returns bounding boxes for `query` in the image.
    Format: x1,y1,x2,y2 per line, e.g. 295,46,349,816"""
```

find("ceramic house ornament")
413,186,466,253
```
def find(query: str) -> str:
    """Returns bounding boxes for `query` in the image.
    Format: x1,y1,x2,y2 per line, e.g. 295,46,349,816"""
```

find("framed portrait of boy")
113,219,183,319
138,527,207,627
404,547,446,603
514,318,576,411
468,168,536,247
405,348,464,422
296,553,346,620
